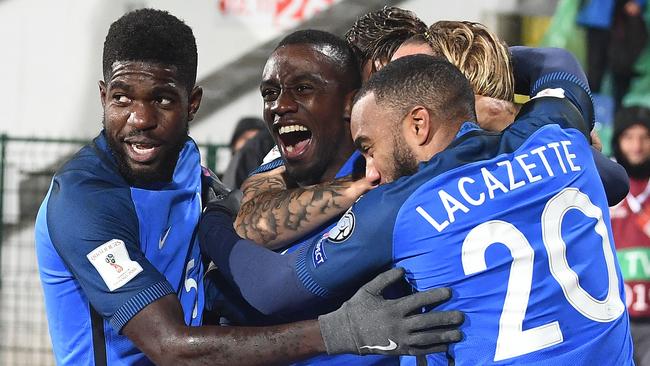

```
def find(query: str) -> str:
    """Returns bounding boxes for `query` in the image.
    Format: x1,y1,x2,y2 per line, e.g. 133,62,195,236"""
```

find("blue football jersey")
244,150,399,366
294,75,633,365
35,132,205,365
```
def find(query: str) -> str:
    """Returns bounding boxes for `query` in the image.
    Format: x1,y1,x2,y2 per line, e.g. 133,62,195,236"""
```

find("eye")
156,96,173,106
113,95,131,104
296,84,313,93
261,88,279,101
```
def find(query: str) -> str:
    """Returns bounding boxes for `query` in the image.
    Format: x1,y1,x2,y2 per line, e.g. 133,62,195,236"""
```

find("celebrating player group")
36,5,636,366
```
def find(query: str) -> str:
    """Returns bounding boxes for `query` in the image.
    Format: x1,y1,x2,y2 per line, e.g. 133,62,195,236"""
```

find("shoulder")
239,164,288,201
51,145,130,208
46,144,138,242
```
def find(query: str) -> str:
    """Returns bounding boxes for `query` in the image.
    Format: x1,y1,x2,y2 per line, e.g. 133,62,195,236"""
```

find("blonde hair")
426,21,514,102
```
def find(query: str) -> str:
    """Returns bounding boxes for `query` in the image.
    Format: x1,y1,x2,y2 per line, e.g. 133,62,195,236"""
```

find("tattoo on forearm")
236,176,354,246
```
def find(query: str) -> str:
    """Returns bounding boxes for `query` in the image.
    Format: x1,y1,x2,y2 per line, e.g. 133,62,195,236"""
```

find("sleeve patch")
312,235,328,267
326,210,355,243
86,239,143,291
531,88,566,100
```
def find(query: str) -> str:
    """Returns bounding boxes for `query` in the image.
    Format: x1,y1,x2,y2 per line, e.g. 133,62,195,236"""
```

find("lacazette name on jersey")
417,138,583,233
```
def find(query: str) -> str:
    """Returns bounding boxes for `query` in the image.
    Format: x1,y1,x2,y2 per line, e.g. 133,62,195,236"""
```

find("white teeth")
286,145,294,153
279,125,309,135
132,144,154,155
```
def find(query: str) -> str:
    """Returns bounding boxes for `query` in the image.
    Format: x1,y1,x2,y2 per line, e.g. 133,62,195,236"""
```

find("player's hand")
590,130,603,152
345,175,378,200
202,167,243,218
318,267,464,356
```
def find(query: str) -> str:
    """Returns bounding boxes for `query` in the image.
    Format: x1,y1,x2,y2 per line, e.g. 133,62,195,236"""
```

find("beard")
389,134,419,182
103,118,189,187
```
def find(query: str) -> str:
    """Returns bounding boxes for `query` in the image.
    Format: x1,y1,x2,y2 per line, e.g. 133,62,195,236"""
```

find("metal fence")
0,135,229,365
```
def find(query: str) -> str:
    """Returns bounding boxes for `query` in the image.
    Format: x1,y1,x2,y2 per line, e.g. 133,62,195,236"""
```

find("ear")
343,89,357,122
404,106,431,147
98,80,107,109
187,86,203,122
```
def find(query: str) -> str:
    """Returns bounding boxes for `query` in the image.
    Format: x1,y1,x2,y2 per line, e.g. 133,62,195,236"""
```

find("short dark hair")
356,54,476,124
277,29,361,90
102,9,198,91
345,6,427,71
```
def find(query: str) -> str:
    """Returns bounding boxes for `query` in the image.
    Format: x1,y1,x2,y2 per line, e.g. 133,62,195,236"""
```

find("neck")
318,140,356,183
420,123,462,162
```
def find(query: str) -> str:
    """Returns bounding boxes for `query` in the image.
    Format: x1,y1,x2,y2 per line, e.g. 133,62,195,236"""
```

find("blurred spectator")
222,128,275,189
577,0,647,112
610,106,650,366
229,117,266,155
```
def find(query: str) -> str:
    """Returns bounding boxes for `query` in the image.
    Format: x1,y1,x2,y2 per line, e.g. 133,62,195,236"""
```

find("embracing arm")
199,187,464,354
510,46,629,204
590,147,629,206
126,267,461,363
234,166,374,249
123,295,324,366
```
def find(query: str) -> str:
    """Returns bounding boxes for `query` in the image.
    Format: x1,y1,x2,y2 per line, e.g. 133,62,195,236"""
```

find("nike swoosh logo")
360,339,397,351
159,226,171,249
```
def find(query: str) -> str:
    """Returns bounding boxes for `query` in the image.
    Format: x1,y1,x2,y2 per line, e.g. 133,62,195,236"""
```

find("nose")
269,90,298,117
365,157,381,183
127,102,157,130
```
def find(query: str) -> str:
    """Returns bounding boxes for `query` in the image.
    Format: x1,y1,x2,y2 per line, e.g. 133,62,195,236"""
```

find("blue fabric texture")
201,75,633,365
36,132,205,365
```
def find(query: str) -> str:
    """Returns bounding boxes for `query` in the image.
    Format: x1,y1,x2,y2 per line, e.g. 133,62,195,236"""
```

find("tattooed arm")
234,166,375,249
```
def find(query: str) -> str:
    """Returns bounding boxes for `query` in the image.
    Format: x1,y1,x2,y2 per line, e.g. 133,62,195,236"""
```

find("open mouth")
276,124,313,160
123,139,162,164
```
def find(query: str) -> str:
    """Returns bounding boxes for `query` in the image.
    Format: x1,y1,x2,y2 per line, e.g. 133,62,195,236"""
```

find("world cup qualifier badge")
87,239,143,291
327,209,355,243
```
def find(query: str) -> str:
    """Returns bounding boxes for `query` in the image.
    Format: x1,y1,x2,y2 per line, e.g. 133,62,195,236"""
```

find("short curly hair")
426,21,514,102
277,29,361,90
102,8,197,91
345,6,427,72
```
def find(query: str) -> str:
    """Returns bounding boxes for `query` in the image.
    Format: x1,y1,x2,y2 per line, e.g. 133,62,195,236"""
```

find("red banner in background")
218,0,336,28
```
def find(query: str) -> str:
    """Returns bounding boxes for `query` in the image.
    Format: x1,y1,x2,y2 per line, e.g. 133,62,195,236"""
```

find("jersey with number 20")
295,74,634,365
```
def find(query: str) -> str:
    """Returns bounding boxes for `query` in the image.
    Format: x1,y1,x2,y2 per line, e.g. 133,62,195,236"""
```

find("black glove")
202,167,242,218
318,267,463,356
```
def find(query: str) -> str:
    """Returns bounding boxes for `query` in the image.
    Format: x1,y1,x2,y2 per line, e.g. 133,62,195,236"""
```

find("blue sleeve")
509,47,628,204
590,147,630,206
200,211,321,316
291,185,397,297
510,46,595,132
199,184,397,315
46,170,174,332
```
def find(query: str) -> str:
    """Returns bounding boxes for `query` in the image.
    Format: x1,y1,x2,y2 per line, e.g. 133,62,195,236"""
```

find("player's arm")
590,147,629,206
510,46,629,204
123,295,324,365
235,164,376,249
510,46,594,133
47,173,451,363
200,188,464,354
124,267,450,364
